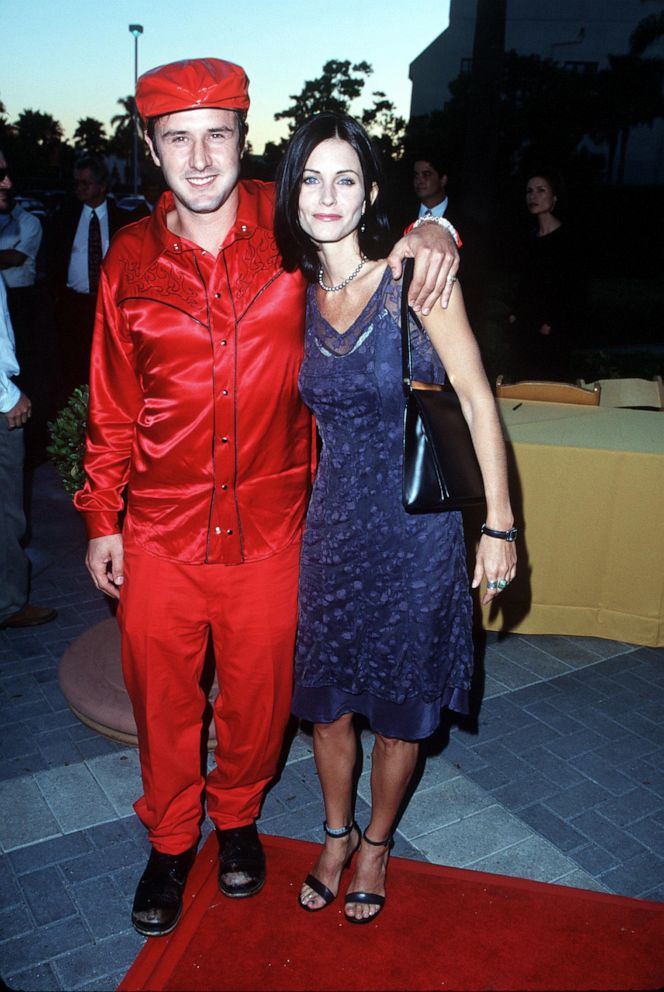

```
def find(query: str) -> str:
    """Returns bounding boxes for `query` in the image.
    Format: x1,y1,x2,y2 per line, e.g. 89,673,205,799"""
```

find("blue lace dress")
293,266,474,740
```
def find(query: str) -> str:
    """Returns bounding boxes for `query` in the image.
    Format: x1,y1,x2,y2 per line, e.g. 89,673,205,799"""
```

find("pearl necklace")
318,255,367,292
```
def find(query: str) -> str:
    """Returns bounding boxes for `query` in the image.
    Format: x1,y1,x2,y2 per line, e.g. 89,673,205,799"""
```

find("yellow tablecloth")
477,399,664,646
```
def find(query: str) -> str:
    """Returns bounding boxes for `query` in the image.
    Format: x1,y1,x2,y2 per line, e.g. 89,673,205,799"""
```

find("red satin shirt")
74,182,313,565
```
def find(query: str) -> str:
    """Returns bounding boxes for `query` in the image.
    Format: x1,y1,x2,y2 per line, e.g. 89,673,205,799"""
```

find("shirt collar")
138,182,274,275
418,196,448,219
83,200,108,220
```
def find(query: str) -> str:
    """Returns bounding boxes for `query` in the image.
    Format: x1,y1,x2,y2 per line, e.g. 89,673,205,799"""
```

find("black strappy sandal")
298,820,361,912
344,829,392,924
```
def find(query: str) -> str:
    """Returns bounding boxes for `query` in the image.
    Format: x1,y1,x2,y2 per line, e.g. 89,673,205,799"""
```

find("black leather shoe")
0,604,57,629
131,845,197,937
217,822,266,898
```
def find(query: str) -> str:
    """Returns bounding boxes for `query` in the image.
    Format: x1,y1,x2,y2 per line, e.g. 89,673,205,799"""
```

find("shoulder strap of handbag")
400,257,423,392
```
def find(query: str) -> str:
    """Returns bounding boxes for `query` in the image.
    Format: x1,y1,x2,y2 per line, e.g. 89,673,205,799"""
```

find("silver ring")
447,274,458,284
498,579,508,590
487,580,499,590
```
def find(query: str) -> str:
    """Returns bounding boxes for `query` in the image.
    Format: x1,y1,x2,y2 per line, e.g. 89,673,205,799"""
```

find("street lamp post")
128,24,143,195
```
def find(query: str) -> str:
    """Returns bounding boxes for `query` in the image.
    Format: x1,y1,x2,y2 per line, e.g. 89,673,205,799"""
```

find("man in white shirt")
0,156,43,289
411,153,489,325
413,157,449,220
0,148,56,452
0,277,57,629
51,156,145,402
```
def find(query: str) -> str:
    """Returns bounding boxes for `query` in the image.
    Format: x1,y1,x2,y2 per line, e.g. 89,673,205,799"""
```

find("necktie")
88,209,102,295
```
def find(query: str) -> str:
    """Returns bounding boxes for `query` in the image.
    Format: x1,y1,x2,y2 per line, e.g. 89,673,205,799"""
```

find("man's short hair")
74,155,109,185
413,154,448,178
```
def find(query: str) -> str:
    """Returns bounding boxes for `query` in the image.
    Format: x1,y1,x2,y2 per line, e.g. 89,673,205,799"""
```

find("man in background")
0,152,42,288
0,149,55,448
413,153,486,326
413,155,450,220
0,276,56,630
50,156,145,401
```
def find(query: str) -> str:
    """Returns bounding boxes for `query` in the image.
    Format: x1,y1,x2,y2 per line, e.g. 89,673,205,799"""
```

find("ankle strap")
323,820,354,838
362,829,392,847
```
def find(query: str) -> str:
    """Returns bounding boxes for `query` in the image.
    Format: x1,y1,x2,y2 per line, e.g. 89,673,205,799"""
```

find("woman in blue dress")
274,113,516,924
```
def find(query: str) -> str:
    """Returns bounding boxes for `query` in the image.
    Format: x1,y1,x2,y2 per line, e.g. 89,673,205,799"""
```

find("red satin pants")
117,540,300,855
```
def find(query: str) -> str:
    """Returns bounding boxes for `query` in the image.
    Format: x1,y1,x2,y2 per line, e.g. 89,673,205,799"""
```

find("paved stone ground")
1,462,663,991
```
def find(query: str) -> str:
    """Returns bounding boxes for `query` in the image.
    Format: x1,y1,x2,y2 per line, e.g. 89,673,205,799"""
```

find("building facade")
410,0,664,184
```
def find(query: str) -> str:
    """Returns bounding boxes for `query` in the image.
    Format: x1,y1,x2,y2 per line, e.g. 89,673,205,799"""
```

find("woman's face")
298,137,369,246
525,176,557,216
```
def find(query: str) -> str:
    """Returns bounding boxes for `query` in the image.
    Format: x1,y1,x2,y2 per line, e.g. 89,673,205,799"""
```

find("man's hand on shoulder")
387,222,460,314
86,534,125,600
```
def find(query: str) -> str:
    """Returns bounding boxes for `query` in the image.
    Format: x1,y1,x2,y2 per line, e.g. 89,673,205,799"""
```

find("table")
475,399,664,646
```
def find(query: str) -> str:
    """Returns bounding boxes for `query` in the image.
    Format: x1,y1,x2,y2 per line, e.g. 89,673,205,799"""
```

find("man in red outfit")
75,57,459,936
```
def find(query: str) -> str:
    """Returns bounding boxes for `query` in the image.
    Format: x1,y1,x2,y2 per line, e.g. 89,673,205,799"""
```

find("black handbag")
401,258,485,513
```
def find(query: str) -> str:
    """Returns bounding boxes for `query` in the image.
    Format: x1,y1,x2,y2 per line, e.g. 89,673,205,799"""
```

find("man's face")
0,153,13,214
74,168,107,208
413,160,447,205
146,108,242,217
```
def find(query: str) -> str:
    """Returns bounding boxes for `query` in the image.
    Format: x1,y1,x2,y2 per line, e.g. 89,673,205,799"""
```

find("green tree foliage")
8,108,70,182
0,99,9,141
273,60,405,159
360,92,405,159
73,117,108,156
47,385,89,498
14,108,64,147
406,53,607,190
275,60,373,134
630,8,664,56
109,95,138,160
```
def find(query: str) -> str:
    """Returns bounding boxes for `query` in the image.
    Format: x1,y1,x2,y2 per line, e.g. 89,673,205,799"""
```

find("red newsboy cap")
135,58,250,123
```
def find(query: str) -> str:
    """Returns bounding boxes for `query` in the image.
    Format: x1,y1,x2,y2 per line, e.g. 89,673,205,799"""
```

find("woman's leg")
344,734,419,921
299,713,360,909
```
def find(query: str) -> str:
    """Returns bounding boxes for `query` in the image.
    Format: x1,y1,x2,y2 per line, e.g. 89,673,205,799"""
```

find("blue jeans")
0,419,29,620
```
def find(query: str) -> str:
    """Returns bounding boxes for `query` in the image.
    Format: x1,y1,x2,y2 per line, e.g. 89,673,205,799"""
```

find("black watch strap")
481,524,518,542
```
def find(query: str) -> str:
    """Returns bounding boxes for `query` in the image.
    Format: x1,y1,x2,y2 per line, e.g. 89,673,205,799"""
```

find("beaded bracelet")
412,214,462,248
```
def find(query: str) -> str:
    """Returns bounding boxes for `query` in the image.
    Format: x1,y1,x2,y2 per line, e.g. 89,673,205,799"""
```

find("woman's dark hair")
274,111,392,281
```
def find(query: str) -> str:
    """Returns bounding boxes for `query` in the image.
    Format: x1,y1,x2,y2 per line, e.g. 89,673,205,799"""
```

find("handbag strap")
400,257,422,393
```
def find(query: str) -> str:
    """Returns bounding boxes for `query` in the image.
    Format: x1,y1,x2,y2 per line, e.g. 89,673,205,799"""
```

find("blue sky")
3,0,449,153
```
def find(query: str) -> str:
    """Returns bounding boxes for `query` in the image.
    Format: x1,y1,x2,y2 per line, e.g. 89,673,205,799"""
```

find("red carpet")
119,833,664,991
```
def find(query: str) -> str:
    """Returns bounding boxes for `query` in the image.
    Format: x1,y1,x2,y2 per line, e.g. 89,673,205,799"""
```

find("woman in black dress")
508,170,583,381
275,113,516,923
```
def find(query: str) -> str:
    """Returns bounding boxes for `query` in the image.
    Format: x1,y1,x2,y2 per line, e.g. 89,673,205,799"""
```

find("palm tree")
73,117,108,157
629,8,664,57
587,4,664,184
109,95,146,186
109,96,137,158
14,109,64,148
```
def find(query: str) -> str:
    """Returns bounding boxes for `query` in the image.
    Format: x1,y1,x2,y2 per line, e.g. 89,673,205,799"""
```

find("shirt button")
221,389,228,396
240,224,247,232
221,484,228,490
221,436,228,443
215,526,221,535
201,250,206,255
226,529,233,535
220,339,227,346
214,292,221,299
